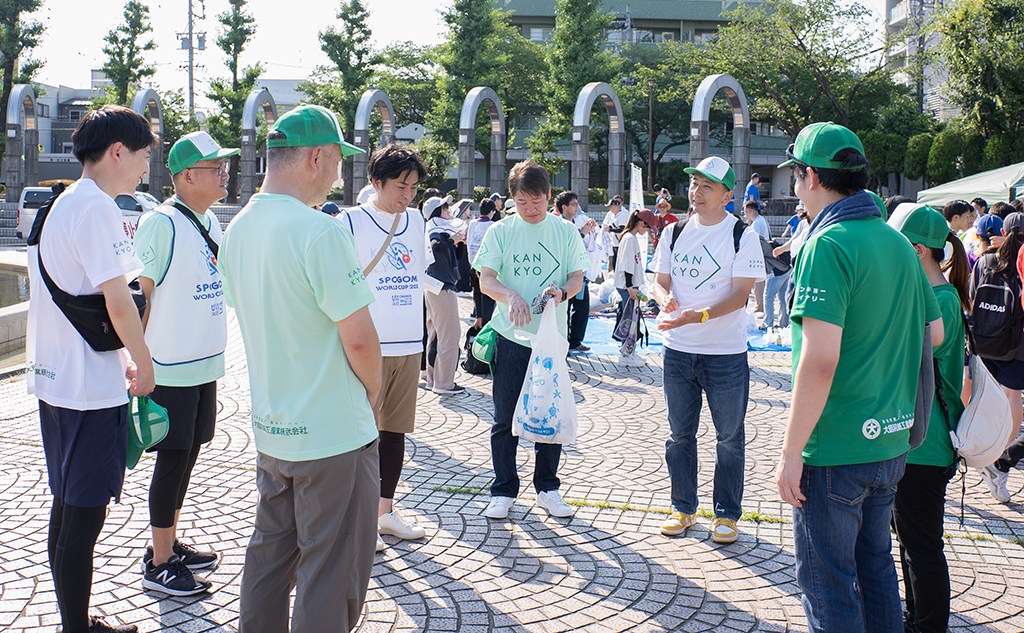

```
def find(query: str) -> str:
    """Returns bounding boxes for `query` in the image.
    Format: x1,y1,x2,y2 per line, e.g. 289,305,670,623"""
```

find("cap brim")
203,147,240,161
683,167,727,185
339,140,366,157
777,158,798,169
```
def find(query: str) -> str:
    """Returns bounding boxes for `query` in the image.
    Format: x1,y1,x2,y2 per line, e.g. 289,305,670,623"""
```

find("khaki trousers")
424,288,460,390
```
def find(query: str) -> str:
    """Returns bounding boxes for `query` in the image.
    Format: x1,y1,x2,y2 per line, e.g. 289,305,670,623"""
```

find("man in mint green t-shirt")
473,160,588,521
219,105,381,633
774,123,942,633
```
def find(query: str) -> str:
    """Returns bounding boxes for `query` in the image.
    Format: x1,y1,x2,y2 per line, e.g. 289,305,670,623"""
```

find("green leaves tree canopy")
101,0,157,106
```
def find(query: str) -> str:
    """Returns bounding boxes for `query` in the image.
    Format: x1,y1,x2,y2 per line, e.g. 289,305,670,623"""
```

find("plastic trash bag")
513,298,577,445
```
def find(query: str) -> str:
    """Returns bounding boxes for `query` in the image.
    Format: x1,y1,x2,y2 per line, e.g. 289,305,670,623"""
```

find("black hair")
942,199,973,223
971,197,988,210
418,188,441,210
554,190,578,213
265,129,305,167
991,202,1014,219
993,224,1024,277
743,200,759,213
368,142,428,186
72,105,157,165
794,148,869,196
427,199,449,221
479,199,497,217
885,195,914,216
508,160,550,198
1010,199,1024,214
620,210,650,238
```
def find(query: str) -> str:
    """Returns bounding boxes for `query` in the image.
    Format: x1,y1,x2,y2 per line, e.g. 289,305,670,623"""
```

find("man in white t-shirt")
27,104,157,633
134,131,238,596
339,143,430,552
744,200,772,313
651,156,765,545
220,105,382,633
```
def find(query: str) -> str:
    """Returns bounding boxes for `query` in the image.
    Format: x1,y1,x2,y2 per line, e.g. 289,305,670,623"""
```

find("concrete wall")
0,302,28,357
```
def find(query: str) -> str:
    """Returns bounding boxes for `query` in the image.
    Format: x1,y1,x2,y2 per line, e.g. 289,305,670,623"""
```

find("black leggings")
379,431,406,500
149,444,202,528
48,499,106,633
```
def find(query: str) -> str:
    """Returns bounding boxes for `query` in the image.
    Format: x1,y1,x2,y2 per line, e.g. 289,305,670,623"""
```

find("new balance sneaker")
979,465,1011,503
433,384,466,395
376,534,386,552
87,616,139,633
378,509,426,540
712,517,739,544
536,490,574,518
143,540,218,570
142,555,212,596
660,511,697,536
483,496,515,519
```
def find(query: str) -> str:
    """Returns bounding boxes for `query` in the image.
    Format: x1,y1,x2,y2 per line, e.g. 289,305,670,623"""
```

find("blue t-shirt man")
744,173,761,208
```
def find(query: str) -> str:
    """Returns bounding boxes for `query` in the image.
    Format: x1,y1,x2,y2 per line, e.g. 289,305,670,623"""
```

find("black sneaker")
143,540,219,570
88,616,138,633
142,555,212,596
569,344,590,352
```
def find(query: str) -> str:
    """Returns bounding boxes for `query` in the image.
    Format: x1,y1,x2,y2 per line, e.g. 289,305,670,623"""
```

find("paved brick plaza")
2,303,1023,632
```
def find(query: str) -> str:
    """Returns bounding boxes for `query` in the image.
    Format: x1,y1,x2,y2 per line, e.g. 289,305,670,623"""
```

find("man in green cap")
133,130,237,597
219,104,380,633
651,156,765,544
773,122,943,633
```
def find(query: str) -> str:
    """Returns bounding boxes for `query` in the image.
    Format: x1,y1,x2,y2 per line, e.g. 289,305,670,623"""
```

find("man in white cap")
133,131,239,596
220,105,381,633
651,156,765,544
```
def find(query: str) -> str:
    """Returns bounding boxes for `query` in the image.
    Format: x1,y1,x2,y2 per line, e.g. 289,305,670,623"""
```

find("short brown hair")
508,160,549,198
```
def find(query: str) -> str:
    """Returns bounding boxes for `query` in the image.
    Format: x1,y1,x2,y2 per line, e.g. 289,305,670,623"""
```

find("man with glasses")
133,131,238,595
774,123,942,633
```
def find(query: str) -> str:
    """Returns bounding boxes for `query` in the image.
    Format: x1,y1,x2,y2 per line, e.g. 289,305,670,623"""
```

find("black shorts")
40,401,129,506
148,381,217,451
982,357,1024,391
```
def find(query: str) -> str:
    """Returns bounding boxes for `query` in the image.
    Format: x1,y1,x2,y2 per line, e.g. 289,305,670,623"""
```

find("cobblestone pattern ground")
2,303,1023,632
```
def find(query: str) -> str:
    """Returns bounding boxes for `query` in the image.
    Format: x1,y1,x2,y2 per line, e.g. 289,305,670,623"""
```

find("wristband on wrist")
560,288,567,302
700,308,710,323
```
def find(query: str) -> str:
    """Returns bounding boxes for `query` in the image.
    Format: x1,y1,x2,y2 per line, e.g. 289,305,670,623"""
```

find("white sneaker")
375,534,386,552
979,465,1011,503
618,353,645,367
536,490,574,518
378,509,426,539
483,496,515,519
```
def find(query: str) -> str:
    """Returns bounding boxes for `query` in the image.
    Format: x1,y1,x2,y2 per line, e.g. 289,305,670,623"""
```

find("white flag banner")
629,163,651,274
629,163,645,212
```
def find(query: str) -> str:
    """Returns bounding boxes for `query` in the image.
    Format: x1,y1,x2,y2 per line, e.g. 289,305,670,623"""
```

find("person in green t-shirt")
219,105,381,633
473,160,588,521
887,203,970,633
774,122,943,633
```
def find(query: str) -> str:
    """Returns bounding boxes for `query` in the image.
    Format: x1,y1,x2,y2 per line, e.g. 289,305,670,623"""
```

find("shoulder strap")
732,218,746,253
26,182,66,247
363,210,402,276
668,217,689,251
167,201,219,257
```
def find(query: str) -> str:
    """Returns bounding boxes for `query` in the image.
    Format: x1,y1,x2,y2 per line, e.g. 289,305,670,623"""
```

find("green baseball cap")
127,395,170,469
268,104,365,156
888,203,949,249
167,131,240,175
777,122,865,170
684,156,736,191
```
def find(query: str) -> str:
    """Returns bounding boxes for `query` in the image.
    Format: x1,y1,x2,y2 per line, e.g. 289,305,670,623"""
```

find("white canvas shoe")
483,496,515,519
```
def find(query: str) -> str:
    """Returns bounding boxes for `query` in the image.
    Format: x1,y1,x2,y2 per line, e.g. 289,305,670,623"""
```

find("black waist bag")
29,184,147,352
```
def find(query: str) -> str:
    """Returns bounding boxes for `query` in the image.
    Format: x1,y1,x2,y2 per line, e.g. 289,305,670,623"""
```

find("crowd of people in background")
23,103,1024,633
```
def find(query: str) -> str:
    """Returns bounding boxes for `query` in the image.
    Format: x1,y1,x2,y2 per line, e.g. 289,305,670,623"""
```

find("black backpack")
969,254,1024,361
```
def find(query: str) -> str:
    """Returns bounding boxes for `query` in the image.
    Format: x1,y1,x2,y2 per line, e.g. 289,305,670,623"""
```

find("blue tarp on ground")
578,314,791,355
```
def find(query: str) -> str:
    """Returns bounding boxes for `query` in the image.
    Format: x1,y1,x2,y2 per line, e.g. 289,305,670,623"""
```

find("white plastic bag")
512,299,577,445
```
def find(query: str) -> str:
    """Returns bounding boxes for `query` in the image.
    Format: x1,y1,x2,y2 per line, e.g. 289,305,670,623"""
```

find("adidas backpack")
968,253,1024,361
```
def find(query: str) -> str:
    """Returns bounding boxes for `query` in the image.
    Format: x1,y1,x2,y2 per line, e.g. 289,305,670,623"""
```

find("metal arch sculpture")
458,87,506,202
4,84,39,202
689,74,751,204
352,89,396,200
572,82,625,212
131,88,165,196
239,88,277,205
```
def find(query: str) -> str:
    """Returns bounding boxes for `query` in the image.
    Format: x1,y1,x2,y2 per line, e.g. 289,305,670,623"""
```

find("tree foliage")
412,136,457,189
904,133,933,183
0,0,43,165
687,0,894,138
932,0,1024,138
206,0,260,201
372,43,438,129
927,128,963,185
101,1,157,106
528,0,618,174
159,87,197,157
301,0,378,204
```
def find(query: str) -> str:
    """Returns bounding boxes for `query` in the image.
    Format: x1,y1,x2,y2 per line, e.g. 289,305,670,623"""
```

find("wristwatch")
560,288,568,302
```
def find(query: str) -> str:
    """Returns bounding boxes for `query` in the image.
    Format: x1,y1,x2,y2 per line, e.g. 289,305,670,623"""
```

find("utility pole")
647,77,654,192
177,0,206,118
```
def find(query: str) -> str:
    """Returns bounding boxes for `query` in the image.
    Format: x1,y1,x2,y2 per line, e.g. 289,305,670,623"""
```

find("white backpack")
942,324,1015,467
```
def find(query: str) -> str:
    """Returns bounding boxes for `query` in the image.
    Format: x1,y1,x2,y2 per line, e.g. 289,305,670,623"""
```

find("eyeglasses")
189,164,229,176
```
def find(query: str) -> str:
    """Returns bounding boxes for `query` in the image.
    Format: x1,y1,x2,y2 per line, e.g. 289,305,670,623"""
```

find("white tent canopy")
917,161,1024,207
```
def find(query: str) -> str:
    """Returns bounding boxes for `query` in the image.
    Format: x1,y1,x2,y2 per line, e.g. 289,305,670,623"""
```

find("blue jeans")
662,348,748,520
794,455,907,633
763,269,790,328
490,334,561,497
